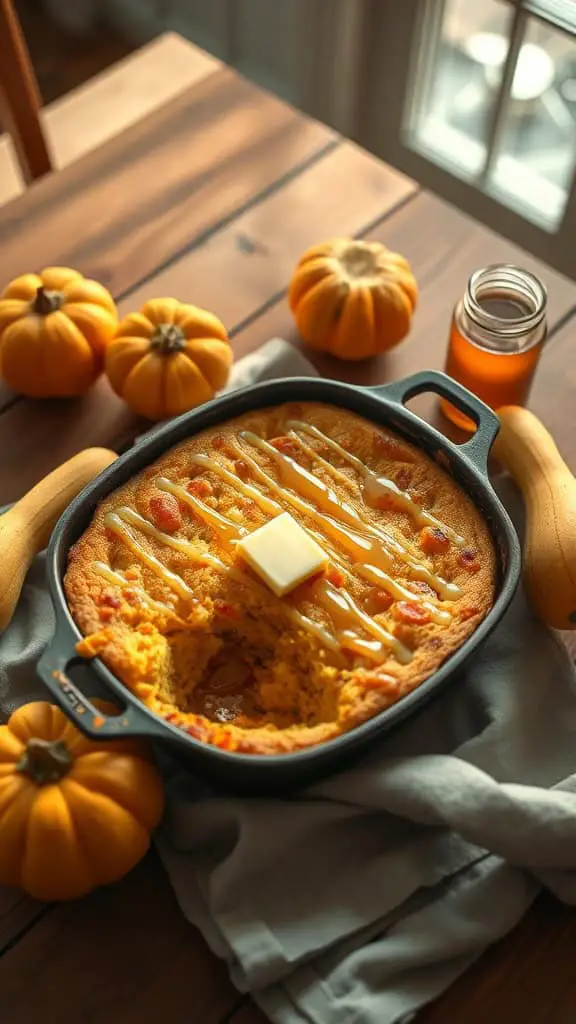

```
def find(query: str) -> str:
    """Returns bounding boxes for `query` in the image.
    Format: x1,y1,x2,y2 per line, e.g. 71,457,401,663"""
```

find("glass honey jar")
441,264,547,431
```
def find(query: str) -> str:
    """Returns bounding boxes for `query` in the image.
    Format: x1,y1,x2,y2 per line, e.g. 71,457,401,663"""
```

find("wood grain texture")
0,33,221,207
0,850,240,1024
0,144,415,503
0,66,335,295
0,886,43,953
41,33,221,175
119,139,415,316
0,0,51,183
0,64,336,411
0,380,142,504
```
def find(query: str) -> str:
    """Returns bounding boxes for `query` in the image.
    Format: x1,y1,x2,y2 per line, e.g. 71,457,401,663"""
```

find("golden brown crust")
65,401,496,755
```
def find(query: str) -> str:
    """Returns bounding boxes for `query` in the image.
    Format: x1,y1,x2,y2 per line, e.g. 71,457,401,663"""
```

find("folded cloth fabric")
2,338,576,1024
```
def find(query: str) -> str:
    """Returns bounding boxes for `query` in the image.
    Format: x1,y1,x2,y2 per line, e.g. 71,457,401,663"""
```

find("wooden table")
1,52,576,1024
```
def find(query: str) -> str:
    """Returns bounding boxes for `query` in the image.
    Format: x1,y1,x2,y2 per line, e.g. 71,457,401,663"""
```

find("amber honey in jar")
442,264,547,431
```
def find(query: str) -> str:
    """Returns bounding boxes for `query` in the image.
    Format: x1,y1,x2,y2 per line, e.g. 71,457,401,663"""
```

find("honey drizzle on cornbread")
96,417,475,667
104,505,410,664
104,513,200,600
93,562,176,615
230,436,450,624
286,421,465,546
158,476,247,549
234,433,460,601
189,454,280,515
302,523,450,627
152,482,357,656
354,563,451,625
154,479,407,650
314,580,411,663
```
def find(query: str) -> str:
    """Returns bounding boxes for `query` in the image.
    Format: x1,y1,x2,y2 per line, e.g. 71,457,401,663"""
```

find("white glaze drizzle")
355,564,452,626
190,453,280,515
92,561,176,615
315,580,411,664
238,431,460,601
157,476,246,550
104,507,348,656
108,507,225,569
287,420,465,545
340,632,387,660
95,410,475,666
104,513,199,600
103,502,407,662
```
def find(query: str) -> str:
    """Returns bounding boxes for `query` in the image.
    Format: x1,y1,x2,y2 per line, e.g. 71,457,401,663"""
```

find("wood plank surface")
41,34,221,176
0,65,336,412
119,140,415,317
0,885,43,952
214,191,575,377
0,851,241,1024
0,67,335,296
0,144,416,504
0,33,221,207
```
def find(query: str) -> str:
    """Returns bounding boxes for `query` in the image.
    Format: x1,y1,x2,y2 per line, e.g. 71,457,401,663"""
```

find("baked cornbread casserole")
65,402,496,755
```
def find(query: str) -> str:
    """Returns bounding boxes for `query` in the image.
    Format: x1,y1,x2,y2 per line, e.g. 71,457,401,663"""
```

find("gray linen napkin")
2,339,576,1024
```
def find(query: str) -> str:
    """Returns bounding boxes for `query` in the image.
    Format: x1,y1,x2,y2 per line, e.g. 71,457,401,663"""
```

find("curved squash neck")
493,407,569,496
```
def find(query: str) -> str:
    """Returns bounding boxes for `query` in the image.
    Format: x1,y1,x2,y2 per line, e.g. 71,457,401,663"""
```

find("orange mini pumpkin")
289,238,418,360
106,298,232,421
0,267,118,397
0,700,164,901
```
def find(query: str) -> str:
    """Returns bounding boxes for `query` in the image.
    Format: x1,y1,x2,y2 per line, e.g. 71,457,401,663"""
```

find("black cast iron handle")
37,619,168,742
371,370,499,474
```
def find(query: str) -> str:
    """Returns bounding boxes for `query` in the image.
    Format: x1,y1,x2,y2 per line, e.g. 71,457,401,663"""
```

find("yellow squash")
495,405,576,630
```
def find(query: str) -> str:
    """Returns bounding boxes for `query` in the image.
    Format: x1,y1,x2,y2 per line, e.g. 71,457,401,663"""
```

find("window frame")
353,0,576,279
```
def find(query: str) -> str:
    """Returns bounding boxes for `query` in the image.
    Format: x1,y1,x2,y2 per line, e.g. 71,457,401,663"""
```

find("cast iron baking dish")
37,370,521,791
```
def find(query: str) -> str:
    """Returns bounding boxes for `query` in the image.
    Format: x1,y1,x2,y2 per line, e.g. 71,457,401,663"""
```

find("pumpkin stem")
17,738,73,784
150,323,186,354
340,242,378,279
33,286,62,315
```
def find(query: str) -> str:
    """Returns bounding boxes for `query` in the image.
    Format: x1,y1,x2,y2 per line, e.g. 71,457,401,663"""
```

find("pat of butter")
237,512,328,597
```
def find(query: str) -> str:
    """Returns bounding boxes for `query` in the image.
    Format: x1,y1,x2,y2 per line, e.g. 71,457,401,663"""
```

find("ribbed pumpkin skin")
0,700,165,900
105,298,232,421
289,239,418,360
0,267,118,397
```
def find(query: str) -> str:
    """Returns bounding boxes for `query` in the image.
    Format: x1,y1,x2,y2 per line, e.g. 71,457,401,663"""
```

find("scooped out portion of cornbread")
66,401,496,755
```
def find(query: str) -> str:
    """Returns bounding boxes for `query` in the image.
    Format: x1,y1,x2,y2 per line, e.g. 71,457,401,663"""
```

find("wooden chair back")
0,0,51,184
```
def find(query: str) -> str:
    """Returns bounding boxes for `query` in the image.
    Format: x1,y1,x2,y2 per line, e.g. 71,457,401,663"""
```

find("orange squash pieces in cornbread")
66,402,496,755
